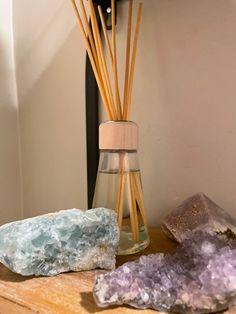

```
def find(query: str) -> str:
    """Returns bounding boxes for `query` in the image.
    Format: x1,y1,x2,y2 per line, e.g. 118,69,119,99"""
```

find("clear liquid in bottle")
93,164,149,255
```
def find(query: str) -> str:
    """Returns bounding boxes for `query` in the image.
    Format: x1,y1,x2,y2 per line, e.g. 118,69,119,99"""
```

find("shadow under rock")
80,292,124,314
80,292,182,313
0,263,34,283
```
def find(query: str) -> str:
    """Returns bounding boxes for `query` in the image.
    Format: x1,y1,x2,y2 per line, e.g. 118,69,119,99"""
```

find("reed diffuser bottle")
71,0,150,254
93,121,149,255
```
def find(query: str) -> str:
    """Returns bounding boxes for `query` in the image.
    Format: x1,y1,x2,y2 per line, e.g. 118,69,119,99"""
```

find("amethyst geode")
162,193,236,242
93,231,236,313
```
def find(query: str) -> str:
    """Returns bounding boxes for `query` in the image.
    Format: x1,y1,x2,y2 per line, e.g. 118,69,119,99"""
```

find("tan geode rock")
162,193,236,242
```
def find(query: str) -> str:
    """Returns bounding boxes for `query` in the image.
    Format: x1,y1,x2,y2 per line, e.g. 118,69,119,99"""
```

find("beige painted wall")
1,0,236,226
110,0,236,225
0,0,22,224
13,0,87,217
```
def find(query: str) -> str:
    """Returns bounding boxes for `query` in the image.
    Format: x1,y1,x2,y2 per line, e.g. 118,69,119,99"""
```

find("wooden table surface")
0,229,177,314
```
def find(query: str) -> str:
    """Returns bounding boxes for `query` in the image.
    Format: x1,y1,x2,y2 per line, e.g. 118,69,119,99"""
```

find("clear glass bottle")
93,121,150,255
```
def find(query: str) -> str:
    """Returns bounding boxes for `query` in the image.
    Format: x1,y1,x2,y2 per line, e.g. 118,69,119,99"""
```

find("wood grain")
0,229,177,314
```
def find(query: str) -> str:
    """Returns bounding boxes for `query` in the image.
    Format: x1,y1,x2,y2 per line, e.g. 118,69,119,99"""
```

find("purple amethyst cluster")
93,231,236,313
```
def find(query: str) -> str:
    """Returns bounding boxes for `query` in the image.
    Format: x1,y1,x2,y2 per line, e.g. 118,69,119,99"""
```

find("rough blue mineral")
0,208,119,276
93,231,236,313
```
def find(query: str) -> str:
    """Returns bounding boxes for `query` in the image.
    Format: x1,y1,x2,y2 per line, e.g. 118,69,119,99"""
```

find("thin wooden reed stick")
88,0,117,120
111,0,122,120
78,0,99,70
133,172,148,229
127,172,138,241
71,0,113,119
116,172,125,228
123,0,133,119
129,172,139,241
116,152,125,228
98,6,113,68
125,2,143,120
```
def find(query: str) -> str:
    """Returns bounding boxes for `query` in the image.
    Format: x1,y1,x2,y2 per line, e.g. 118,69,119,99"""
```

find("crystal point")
0,208,119,276
162,193,236,242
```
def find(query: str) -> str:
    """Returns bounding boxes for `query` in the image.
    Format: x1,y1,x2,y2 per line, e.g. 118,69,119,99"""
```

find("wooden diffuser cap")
99,121,138,150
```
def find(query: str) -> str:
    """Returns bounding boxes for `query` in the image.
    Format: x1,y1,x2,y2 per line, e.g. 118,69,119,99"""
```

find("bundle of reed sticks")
71,0,148,242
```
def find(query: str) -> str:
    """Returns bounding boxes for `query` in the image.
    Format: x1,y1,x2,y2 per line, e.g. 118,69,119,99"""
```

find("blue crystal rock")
0,208,119,276
93,231,236,313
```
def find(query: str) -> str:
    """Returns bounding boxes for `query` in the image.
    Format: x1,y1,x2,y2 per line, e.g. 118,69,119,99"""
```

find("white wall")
116,0,236,225
13,0,87,217
1,0,236,226
0,0,22,224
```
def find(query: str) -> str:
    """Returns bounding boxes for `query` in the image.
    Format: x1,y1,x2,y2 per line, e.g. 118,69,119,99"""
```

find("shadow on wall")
0,42,21,224
13,0,87,218
14,0,76,102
